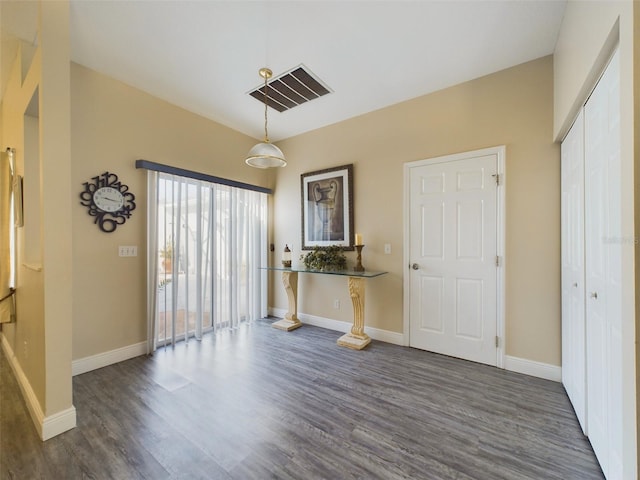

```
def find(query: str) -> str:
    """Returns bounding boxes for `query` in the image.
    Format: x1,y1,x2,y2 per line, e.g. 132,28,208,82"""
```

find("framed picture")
301,164,354,250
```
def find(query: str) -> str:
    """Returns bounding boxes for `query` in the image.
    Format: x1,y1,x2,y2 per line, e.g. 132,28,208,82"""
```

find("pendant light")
245,68,287,168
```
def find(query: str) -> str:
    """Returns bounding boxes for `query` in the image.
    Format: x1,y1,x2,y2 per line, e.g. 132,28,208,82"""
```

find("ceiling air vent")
248,64,332,112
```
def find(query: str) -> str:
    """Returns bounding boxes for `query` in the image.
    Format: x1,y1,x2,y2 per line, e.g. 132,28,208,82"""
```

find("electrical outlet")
334,299,340,309
23,340,28,359
384,243,392,254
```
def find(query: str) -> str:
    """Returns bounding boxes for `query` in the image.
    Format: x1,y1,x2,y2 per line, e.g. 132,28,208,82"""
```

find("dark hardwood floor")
1,318,603,479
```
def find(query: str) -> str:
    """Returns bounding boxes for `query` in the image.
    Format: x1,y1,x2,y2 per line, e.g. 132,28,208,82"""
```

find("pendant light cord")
245,67,285,168
263,73,270,143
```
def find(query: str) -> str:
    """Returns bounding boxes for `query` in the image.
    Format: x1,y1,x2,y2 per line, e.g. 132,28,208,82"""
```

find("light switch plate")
384,243,392,254
119,246,138,257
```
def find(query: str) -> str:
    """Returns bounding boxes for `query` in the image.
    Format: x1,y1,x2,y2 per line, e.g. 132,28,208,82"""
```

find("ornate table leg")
337,276,371,349
272,271,302,331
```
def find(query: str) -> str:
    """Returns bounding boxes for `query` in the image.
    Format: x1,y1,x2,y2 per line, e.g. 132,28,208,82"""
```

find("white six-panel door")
561,109,587,434
408,150,500,366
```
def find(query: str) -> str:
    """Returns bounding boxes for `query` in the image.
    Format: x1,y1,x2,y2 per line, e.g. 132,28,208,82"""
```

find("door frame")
402,146,506,368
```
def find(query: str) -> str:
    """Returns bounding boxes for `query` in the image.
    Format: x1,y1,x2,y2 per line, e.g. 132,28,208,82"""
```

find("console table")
264,266,387,350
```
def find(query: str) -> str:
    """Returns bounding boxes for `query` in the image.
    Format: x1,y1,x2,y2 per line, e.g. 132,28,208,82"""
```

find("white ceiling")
35,1,569,141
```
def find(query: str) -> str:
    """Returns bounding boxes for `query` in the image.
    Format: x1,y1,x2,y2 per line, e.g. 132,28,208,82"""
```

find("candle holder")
354,245,365,272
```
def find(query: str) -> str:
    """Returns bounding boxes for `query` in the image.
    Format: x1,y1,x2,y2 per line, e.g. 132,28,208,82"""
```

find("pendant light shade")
246,142,286,168
246,68,287,168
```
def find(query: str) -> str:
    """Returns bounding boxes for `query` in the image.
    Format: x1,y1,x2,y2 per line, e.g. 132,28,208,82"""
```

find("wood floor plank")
1,319,603,479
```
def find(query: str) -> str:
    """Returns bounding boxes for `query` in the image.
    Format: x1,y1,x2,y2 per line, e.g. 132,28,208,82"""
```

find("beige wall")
554,1,637,475
0,0,74,430
40,0,73,417
553,1,626,140
272,56,560,365
1,42,46,406
70,62,266,360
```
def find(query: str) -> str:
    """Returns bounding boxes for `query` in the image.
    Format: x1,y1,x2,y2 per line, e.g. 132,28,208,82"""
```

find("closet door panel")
584,48,622,479
560,109,586,433
603,48,622,480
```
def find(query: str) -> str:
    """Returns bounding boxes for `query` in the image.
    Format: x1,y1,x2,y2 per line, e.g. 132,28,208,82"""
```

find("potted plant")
160,242,174,273
300,245,347,271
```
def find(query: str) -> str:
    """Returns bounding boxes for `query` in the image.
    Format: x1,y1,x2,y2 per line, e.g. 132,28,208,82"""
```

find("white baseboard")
42,406,77,441
267,310,561,382
504,355,562,382
72,341,147,376
1,333,77,440
267,308,404,346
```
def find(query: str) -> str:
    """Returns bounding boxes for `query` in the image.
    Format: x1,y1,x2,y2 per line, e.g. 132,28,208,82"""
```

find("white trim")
495,146,506,368
268,308,404,346
1,333,45,434
1,333,77,440
42,407,77,441
266,310,559,382
504,355,562,382
402,146,507,367
72,341,147,376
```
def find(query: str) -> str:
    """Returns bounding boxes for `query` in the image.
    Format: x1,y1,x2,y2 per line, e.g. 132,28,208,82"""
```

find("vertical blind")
147,171,267,352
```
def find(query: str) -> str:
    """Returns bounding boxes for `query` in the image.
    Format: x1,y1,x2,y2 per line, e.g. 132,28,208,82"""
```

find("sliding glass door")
151,172,267,349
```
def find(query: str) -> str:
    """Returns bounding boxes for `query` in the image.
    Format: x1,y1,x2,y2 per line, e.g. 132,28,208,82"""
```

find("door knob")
411,263,419,270
590,292,598,299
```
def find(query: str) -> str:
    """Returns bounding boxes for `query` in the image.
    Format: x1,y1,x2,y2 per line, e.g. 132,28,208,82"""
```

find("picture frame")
301,164,354,250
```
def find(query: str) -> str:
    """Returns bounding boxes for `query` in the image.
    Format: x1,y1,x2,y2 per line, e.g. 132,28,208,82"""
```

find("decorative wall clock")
80,171,136,233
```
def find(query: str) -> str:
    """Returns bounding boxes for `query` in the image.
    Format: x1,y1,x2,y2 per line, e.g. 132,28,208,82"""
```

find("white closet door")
561,109,586,434
584,48,622,479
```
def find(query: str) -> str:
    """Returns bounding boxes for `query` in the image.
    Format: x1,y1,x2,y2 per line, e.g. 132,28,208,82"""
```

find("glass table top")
262,265,387,278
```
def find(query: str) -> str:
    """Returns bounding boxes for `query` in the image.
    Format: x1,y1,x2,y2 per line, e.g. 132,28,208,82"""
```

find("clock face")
93,187,124,212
